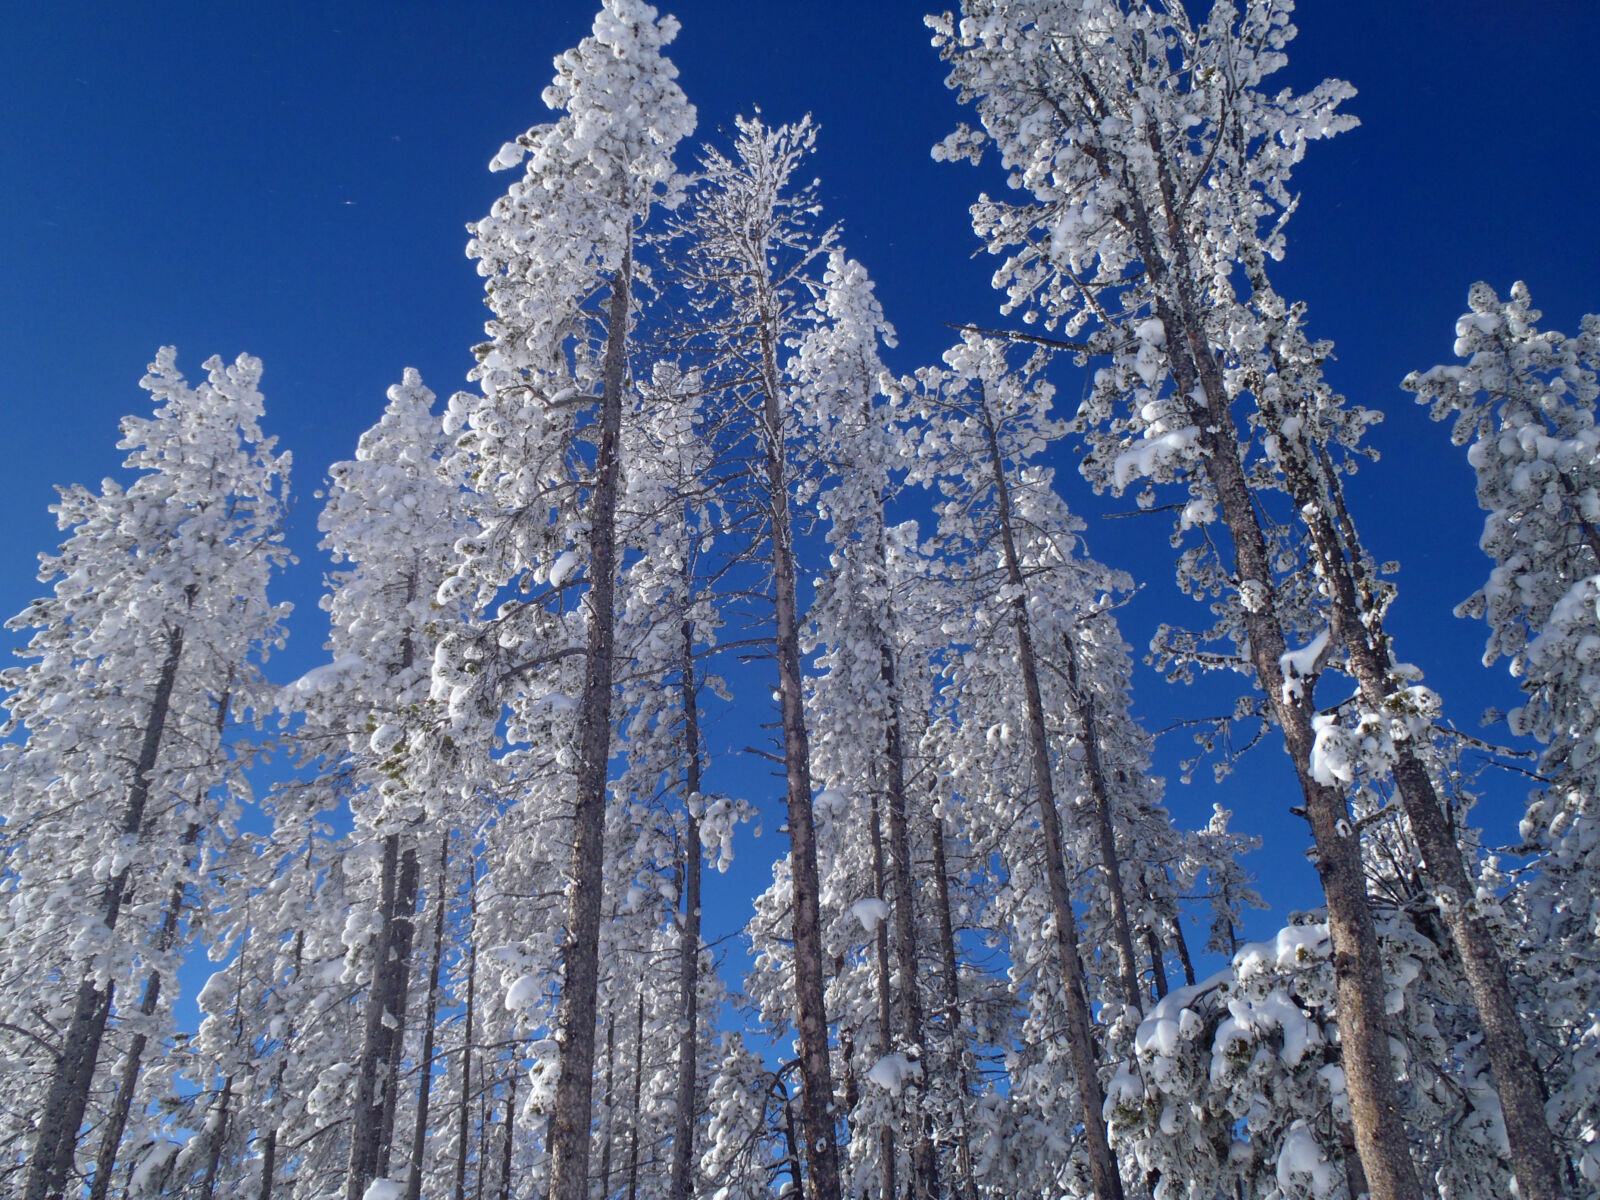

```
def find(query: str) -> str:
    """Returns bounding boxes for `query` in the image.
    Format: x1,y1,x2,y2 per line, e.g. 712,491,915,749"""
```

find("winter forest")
2,2,1598,1199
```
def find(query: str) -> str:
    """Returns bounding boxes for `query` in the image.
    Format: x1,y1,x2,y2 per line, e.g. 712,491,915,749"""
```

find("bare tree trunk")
1093,119,1422,1194
930,818,978,1200
495,1072,517,1200
196,1076,233,1200
599,1012,618,1200
977,396,1123,1200
757,301,841,1200
25,624,183,1200
668,608,704,1200
1273,405,1566,1200
1062,642,1142,1012
879,647,938,1200
88,818,200,1200
869,795,899,1200
404,837,452,1200
549,243,631,1200
626,989,645,1200
453,874,479,1200
1141,927,1168,1003
377,845,421,1179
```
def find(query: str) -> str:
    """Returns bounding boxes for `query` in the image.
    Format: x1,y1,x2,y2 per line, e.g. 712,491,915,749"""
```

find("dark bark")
25,624,183,1200
869,795,899,1200
405,837,452,1200
549,243,631,1200
196,1076,233,1200
668,609,704,1200
453,874,479,1200
757,287,841,1200
1062,643,1142,1011
1142,927,1168,1003
879,647,938,1200
494,1072,518,1200
378,845,422,1178
599,1012,618,1200
977,394,1123,1200
626,989,644,1200
930,818,978,1200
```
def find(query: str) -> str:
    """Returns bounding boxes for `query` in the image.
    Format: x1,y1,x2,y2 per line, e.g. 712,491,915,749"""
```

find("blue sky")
2,0,1597,996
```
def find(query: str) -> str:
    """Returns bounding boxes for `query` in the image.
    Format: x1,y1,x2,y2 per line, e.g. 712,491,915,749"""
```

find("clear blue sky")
2,1,1597,983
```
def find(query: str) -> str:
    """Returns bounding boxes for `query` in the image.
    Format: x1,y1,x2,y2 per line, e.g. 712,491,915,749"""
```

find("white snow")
362,1181,405,1200
549,549,581,587
277,654,362,708
505,974,540,1011
1278,628,1330,703
1112,426,1199,490
866,1052,921,1096
851,898,890,934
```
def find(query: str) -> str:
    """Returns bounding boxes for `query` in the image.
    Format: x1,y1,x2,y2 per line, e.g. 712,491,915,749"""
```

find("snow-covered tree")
0,348,290,1200
432,5,695,1199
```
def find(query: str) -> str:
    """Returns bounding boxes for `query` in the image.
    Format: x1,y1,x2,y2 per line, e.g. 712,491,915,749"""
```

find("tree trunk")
196,1076,233,1200
549,242,631,1200
668,608,704,1200
757,294,841,1200
930,817,978,1200
1142,927,1168,1003
1276,401,1567,1200
405,837,452,1200
495,1072,517,1200
1063,642,1142,1012
24,624,183,1200
869,794,899,1200
348,833,406,1200
453,872,479,1200
1107,126,1424,1196
377,845,421,1179
626,989,645,1200
977,395,1123,1200
599,1012,618,1200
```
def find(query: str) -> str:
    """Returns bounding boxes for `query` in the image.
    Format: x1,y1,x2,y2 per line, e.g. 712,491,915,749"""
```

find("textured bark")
377,845,421,1178
1141,927,1168,1003
1063,643,1142,1011
1260,384,1567,1200
757,287,841,1200
196,1076,233,1200
25,624,183,1200
668,610,704,1200
453,876,479,1200
930,818,978,1200
626,989,645,1200
879,649,937,1199
494,1073,517,1200
978,395,1123,1200
1102,118,1423,1196
86,821,198,1200
869,796,899,1200
404,838,452,1200
548,244,631,1200
1167,914,1196,988
599,1012,618,1200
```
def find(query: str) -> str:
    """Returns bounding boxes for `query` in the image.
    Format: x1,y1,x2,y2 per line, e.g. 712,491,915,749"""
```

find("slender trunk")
978,394,1123,1200
931,818,978,1200
869,795,899,1200
1105,121,1423,1196
196,1076,233,1200
88,818,200,1200
1063,643,1142,1012
599,1013,618,1200
1142,927,1168,1003
669,606,704,1200
377,845,422,1178
549,242,631,1200
758,292,841,1200
405,837,452,1200
626,989,644,1200
453,875,480,1200
25,625,184,1200
1279,410,1566,1200
1167,913,1196,988
779,1078,805,1200
495,1073,517,1200
348,834,402,1200
879,646,937,1200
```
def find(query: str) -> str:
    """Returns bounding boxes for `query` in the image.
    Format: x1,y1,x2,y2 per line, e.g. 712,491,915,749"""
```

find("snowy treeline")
2,3,1597,1200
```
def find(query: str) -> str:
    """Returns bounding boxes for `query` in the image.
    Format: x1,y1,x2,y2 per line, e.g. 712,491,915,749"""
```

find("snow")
549,549,581,587
505,974,540,1011
866,1052,921,1096
362,1181,405,1200
1112,426,1200,491
1278,628,1330,704
851,898,890,934
277,654,362,708
1275,1121,1337,1198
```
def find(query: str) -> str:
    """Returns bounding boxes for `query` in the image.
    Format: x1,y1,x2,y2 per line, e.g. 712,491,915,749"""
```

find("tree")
434,5,695,1199
0,348,290,1200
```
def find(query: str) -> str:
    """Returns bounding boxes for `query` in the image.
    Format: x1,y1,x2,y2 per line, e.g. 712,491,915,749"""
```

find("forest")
1,2,1597,1199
